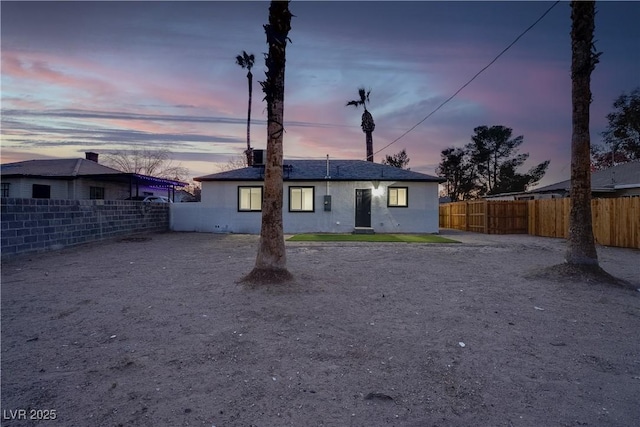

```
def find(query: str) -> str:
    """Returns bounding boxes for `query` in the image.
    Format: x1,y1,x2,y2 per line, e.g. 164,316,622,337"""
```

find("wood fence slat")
440,197,638,249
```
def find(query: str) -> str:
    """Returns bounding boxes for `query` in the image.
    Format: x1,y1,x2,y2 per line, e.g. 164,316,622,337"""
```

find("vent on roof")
85,152,99,163
252,149,265,167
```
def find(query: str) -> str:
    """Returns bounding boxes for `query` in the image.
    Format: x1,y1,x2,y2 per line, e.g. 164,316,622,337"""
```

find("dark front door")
355,189,371,227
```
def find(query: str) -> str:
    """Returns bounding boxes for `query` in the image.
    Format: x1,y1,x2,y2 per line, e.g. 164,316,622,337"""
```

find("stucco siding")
174,179,440,234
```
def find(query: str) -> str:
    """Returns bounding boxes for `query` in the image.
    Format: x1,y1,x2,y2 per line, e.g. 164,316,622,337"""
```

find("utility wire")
373,1,561,159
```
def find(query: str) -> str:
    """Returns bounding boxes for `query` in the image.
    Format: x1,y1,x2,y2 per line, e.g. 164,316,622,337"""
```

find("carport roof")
195,159,444,183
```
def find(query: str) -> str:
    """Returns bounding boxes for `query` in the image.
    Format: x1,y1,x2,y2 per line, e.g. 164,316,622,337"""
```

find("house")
175,157,444,234
1,152,187,201
485,161,640,200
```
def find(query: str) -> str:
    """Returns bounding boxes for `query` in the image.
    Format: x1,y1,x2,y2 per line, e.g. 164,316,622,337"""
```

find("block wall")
1,198,169,258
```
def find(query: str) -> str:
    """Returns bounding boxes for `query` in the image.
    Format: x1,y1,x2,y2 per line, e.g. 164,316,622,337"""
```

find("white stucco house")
172,158,444,234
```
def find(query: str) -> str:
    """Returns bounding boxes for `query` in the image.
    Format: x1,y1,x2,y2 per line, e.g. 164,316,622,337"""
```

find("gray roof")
1,158,187,187
1,158,123,177
195,160,444,183
532,161,640,193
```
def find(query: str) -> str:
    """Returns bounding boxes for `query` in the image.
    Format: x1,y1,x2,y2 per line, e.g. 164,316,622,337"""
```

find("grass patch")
287,234,458,243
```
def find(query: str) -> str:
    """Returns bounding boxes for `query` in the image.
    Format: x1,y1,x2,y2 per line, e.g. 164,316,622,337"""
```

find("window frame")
1,182,9,198
90,186,105,200
288,186,315,212
237,186,263,212
387,186,409,207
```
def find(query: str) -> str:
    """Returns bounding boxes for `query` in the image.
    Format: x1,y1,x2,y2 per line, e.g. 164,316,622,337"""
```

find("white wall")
172,179,440,234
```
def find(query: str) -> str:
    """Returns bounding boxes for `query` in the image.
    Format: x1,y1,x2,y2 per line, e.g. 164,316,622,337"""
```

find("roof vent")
85,152,99,163
252,149,265,167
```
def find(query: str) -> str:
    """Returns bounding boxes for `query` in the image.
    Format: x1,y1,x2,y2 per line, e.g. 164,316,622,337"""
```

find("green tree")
436,147,479,201
236,50,256,166
591,87,640,169
244,0,293,283
566,0,600,266
346,87,375,162
382,148,410,169
491,159,550,194
466,125,548,195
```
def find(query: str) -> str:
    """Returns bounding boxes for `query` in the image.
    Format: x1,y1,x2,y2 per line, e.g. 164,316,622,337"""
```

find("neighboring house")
1,152,186,201
179,158,444,234
485,161,640,200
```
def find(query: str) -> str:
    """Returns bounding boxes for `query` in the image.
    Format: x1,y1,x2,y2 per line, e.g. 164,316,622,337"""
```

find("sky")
1,1,639,188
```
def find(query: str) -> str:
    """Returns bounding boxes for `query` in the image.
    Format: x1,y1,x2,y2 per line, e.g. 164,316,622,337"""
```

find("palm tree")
566,0,600,266
244,0,293,283
236,50,255,166
346,87,375,162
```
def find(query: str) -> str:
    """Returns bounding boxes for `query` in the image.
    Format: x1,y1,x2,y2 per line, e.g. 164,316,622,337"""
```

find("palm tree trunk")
246,71,253,166
366,132,373,162
245,0,292,282
566,0,598,265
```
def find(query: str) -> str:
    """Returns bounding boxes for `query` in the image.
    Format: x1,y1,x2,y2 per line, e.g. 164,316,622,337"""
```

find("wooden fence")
440,197,639,249
528,197,639,249
439,200,528,234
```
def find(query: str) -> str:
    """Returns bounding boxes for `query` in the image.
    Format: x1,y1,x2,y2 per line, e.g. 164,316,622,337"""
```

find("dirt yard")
1,230,639,427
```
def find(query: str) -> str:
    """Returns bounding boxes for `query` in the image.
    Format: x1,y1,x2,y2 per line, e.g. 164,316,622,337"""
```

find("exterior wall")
1,177,175,201
173,180,440,234
1,198,169,258
2,177,70,200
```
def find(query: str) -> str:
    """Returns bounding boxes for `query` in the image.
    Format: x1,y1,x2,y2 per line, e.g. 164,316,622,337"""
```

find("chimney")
85,152,99,163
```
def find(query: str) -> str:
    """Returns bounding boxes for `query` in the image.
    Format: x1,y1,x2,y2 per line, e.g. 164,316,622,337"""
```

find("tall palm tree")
566,0,600,266
236,50,255,166
244,0,293,283
346,87,375,162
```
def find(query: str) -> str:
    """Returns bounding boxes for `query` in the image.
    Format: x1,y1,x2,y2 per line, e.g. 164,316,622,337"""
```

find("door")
355,189,371,227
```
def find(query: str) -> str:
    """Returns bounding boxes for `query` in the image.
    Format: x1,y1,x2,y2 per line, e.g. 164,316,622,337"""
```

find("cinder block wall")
1,198,169,258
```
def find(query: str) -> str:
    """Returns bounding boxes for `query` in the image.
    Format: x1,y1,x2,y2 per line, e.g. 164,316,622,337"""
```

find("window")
1,183,9,198
289,186,314,212
238,186,262,211
90,186,105,200
32,184,51,199
388,187,408,207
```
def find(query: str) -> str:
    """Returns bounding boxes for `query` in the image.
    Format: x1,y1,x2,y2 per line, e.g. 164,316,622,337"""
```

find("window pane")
291,188,302,210
302,188,313,210
250,188,261,210
397,188,407,206
389,189,398,205
240,189,251,210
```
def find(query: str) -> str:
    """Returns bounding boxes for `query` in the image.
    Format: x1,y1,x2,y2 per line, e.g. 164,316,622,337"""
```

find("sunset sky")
2,1,639,187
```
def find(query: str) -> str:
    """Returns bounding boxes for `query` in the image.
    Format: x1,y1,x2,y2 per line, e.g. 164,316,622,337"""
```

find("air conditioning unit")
252,149,265,166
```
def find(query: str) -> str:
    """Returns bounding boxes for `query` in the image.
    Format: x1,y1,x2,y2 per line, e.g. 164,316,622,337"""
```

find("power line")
373,1,561,158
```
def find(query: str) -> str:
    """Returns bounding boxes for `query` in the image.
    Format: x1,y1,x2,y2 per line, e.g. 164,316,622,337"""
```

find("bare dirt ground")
1,230,639,427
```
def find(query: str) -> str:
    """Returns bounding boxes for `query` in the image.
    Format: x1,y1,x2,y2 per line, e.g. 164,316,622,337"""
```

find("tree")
436,147,479,201
436,125,549,200
490,159,550,194
465,125,549,196
346,87,375,162
244,0,293,283
382,149,410,169
591,87,640,169
103,148,188,181
217,155,248,172
566,0,600,266
236,50,256,166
